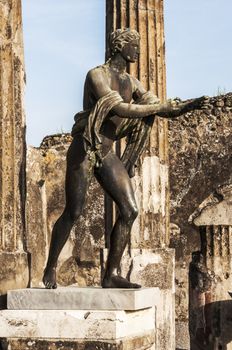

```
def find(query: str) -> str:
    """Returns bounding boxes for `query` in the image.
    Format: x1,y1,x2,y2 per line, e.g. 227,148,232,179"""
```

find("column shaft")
0,0,28,298
0,0,26,251
106,0,169,248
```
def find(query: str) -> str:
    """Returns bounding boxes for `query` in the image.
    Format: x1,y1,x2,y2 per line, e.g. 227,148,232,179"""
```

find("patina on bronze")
43,28,208,289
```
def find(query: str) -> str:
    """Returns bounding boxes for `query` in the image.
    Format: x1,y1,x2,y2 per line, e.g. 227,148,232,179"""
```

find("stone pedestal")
0,309,155,340
7,287,156,311
0,287,157,350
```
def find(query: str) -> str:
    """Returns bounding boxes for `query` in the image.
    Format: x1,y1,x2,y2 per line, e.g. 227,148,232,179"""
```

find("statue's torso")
83,64,134,107
83,64,135,147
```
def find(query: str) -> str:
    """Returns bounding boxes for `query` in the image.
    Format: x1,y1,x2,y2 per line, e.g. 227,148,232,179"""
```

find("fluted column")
200,225,232,277
106,0,169,249
105,2,174,349
0,0,28,298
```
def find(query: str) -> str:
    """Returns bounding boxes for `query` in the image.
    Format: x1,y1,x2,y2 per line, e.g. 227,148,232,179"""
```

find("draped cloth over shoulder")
72,90,123,148
71,89,158,174
117,91,158,177
71,90,123,166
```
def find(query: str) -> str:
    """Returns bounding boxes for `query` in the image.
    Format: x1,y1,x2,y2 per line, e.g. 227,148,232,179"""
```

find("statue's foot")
102,275,141,289
42,267,57,289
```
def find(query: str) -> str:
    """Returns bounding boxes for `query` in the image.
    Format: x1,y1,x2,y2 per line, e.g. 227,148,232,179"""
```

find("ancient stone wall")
169,93,232,349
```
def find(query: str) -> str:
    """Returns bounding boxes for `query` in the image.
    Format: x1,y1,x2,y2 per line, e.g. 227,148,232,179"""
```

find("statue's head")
110,28,140,62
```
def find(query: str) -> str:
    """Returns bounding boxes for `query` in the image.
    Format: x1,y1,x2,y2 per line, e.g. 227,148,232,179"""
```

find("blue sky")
22,0,232,146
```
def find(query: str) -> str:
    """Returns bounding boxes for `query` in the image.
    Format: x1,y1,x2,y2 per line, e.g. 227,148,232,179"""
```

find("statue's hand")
189,95,210,111
160,96,210,118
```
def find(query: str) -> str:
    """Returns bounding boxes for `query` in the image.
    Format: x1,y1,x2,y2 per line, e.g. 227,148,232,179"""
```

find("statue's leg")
43,136,92,289
95,151,140,288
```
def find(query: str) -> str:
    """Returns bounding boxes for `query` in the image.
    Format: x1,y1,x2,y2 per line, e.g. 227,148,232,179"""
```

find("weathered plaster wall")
168,93,232,349
170,94,232,232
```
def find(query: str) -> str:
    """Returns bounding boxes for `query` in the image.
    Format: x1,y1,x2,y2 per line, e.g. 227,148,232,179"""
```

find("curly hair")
109,28,140,56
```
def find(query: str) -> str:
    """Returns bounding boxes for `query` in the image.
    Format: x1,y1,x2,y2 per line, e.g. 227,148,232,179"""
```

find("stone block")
0,252,29,298
0,307,155,340
0,333,155,350
7,287,157,311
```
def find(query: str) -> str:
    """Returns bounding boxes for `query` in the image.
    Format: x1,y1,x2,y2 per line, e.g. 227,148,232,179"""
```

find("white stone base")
7,287,157,311
0,307,155,340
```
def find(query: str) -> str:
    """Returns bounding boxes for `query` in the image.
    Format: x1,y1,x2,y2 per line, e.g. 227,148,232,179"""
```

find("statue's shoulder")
86,64,108,82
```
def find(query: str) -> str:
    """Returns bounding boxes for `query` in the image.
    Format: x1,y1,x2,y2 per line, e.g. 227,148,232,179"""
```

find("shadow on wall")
0,295,7,310
189,299,232,350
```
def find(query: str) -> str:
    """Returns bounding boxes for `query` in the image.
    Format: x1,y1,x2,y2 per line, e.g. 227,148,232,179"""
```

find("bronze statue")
43,28,208,289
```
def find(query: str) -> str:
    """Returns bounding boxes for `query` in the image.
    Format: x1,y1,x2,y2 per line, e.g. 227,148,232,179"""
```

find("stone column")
105,1,174,349
106,0,169,247
0,0,28,300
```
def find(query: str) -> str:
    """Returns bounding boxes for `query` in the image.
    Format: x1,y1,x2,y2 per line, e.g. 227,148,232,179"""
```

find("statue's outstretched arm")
114,96,209,119
88,68,209,119
112,102,164,118
156,96,210,118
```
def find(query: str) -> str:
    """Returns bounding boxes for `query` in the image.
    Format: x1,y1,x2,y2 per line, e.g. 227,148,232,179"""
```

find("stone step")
0,308,155,340
7,287,157,311
0,333,156,350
